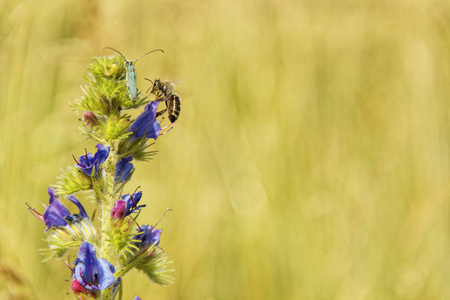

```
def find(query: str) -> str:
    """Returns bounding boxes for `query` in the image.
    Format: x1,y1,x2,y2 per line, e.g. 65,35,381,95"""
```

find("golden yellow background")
1,0,450,299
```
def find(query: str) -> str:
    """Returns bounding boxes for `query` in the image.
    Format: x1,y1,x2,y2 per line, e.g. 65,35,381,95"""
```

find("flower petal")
76,242,97,287
68,194,90,223
111,200,126,220
96,258,116,290
123,191,146,217
94,144,110,165
73,242,115,291
43,188,70,230
134,225,162,248
130,101,162,140
115,156,133,182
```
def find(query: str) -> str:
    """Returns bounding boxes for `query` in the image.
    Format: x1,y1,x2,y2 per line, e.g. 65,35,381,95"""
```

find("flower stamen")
25,202,44,222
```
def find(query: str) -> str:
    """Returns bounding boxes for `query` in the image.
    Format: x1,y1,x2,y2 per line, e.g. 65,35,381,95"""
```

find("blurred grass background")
1,0,450,299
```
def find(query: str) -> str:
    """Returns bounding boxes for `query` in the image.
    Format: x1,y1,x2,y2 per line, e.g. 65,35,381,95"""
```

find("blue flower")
122,191,145,217
29,188,90,231
133,224,162,249
115,156,134,182
41,188,71,229
75,144,110,176
111,191,145,220
73,242,115,291
129,101,161,140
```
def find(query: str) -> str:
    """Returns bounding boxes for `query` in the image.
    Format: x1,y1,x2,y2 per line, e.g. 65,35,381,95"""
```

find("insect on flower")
146,78,182,123
103,47,164,100
129,100,174,140
28,53,177,296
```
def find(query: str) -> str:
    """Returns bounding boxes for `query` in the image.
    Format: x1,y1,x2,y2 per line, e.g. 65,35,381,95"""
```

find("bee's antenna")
145,78,155,93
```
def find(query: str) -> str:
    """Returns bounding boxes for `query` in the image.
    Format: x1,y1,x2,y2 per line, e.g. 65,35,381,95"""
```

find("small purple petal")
130,101,162,140
94,144,110,166
43,188,70,230
115,156,133,182
67,194,90,223
76,153,96,176
96,258,116,290
75,144,110,176
122,191,146,217
134,225,162,248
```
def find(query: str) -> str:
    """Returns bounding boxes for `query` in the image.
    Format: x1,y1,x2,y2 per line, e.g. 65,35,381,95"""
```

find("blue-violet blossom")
111,191,145,220
115,156,133,182
75,143,110,176
129,101,161,140
27,188,91,231
133,224,162,249
72,242,115,291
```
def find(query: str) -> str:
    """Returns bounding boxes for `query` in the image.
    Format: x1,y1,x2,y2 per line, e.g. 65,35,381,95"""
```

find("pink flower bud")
83,112,99,129
111,200,126,220
71,279,88,294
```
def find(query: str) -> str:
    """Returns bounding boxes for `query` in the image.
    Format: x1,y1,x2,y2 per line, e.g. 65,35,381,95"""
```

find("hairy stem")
100,142,117,300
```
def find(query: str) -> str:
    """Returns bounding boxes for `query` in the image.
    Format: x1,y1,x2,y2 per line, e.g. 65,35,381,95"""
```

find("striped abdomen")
166,94,181,123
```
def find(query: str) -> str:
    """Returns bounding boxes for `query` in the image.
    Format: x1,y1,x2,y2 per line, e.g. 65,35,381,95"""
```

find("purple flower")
42,188,71,229
115,156,133,182
26,188,90,231
111,191,145,220
133,225,162,249
75,144,110,176
129,101,161,140
73,242,115,291
133,297,142,300
122,191,145,216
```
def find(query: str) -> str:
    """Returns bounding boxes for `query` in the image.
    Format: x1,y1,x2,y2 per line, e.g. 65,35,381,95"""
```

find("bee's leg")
158,94,170,102
156,109,167,118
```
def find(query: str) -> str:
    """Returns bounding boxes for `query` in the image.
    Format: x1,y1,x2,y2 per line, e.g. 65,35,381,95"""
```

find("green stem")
100,142,117,300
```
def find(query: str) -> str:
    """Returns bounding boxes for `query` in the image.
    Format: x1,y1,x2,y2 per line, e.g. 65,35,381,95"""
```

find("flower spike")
28,52,177,298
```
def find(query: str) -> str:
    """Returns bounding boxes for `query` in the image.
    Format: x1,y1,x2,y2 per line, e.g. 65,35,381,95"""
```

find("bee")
148,79,175,100
146,78,182,123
